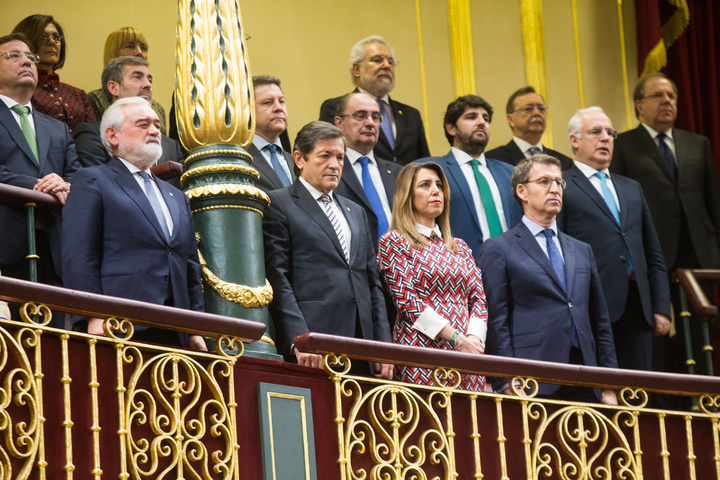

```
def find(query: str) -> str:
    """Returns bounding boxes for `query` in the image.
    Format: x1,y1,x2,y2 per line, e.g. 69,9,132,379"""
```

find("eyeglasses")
642,91,677,102
583,128,618,139
338,111,384,124
514,104,548,115
526,177,566,190
41,33,63,43
366,54,398,67
0,50,40,64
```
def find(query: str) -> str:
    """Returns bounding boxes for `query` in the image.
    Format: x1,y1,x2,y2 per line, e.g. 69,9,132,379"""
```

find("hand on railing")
34,173,70,205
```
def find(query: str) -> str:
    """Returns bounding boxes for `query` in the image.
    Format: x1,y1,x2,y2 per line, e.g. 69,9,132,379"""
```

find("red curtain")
635,0,720,170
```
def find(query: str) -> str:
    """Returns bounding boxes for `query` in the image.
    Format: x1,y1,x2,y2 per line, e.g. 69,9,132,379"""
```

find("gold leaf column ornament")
175,0,278,359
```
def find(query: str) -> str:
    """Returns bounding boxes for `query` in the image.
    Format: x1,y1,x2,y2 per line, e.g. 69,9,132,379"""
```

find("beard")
119,139,162,170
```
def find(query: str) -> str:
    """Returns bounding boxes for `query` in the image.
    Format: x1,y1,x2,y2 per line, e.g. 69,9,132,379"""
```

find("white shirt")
641,122,677,160
512,136,544,158
453,148,509,238
522,216,563,262
120,158,174,235
573,160,621,210
346,148,392,221
299,177,352,253
252,134,293,180
0,93,36,134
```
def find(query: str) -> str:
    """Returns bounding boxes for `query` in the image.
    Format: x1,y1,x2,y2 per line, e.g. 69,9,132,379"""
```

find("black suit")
610,125,720,270
319,89,430,165
485,139,574,170
558,165,671,370
247,142,296,193
333,154,401,249
263,181,391,357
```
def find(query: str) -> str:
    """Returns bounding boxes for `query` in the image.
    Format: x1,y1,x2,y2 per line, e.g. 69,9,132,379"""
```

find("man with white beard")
62,97,206,350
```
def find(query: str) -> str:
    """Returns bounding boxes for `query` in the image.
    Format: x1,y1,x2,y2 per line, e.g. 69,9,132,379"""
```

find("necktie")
319,194,349,262
543,228,579,347
469,159,503,237
527,146,542,156
139,171,171,242
266,144,291,187
357,156,389,241
11,105,39,164
657,132,677,179
378,100,395,150
596,171,633,274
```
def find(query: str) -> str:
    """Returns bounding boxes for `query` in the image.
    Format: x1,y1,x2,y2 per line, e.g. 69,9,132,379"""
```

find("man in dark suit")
247,75,296,193
485,86,573,170
0,33,79,308
319,35,429,165
262,121,392,378
558,107,671,371
479,154,618,404
333,92,401,248
72,56,185,186
417,95,522,263
61,97,206,350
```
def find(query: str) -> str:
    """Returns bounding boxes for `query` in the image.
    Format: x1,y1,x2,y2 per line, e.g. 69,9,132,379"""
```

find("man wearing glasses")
486,86,573,170
319,36,430,165
333,92,401,248
0,33,79,324
558,107,670,372
479,154,618,404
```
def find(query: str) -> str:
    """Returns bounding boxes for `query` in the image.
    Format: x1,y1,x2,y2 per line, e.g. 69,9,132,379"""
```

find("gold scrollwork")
123,352,237,479
180,163,259,186
185,183,270,205
19,302,52,326
197,249,273,308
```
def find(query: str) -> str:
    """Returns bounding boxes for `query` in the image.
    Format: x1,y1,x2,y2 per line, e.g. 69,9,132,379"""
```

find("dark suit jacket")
247,142,296,193
333,154,401,249
610,125,720,269
0,101,80,273
479,222,618,396
72,121,186,188
485,139,574,170
319,89,430,165
417,151,523,264
61,157,203,337
262,181,391,356
557,165,670,325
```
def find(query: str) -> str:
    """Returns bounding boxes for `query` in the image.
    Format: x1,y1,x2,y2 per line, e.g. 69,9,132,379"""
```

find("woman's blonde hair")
103,27,148,66
390,162,458,252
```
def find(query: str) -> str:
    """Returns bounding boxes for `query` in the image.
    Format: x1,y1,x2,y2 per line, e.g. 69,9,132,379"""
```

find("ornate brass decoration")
180,163,259,186
191,204,264,217
197,249,273,308
185,183,270,205
19,302,52,326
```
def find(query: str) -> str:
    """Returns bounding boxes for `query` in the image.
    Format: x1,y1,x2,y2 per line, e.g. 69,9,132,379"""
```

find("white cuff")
467,317,487,343
411,307,449,339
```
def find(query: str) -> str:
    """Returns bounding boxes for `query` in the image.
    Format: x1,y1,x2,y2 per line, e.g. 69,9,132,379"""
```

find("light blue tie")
357,156,389,240
266,144,291,187
596,171,633,274
139,171,171,242
378,100,395,150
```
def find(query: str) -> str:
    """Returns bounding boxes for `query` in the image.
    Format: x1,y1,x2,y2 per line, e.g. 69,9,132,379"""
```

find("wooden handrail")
673,268,719,317
0,276,265,342
294,332,720,396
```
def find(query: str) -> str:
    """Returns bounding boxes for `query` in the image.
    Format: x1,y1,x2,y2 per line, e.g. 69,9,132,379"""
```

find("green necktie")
469,159,503,238
11,105,39,164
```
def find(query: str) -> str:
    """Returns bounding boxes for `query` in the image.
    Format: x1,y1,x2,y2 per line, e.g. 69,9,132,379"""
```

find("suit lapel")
291,182,348,262
443,152,482,233
0,102,40,170
515,224,566,293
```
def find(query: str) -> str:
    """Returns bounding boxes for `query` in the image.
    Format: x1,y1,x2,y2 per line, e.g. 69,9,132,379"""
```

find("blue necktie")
596,171,633,274
357,156,389,240
266,144,291,187
139,171,171,242
657,132,677,179
378,100,395,150
543,228,579,347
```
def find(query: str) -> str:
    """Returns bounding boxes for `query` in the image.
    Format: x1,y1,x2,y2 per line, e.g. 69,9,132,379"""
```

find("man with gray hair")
263,121,392,378
72,56,185,171
557,106,670,372
319,35,429,165
62,97,206,351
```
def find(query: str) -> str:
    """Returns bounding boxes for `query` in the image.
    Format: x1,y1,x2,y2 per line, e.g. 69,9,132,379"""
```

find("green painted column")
175,0,279,359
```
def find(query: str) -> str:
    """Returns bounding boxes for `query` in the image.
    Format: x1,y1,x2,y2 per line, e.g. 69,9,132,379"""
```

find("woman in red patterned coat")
12,15,96,133
378,162,489,391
